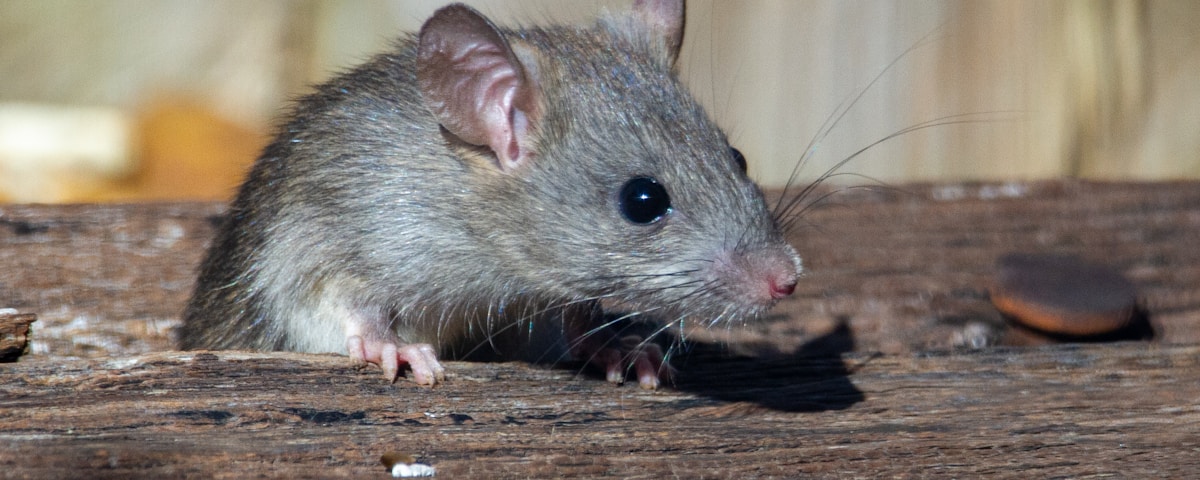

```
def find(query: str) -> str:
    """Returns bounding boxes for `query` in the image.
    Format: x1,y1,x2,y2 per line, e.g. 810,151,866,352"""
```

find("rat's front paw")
346,335,446,385
575,333,673,390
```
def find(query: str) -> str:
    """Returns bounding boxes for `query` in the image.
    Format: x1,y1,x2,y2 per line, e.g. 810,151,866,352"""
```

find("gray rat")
178,0,801,389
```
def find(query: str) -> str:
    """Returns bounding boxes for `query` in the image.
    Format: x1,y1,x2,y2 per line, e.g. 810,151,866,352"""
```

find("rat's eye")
730,147,747,173
619,177,671,224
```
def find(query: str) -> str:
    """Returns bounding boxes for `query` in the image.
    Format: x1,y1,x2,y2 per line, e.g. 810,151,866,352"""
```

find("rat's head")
417,0,801,322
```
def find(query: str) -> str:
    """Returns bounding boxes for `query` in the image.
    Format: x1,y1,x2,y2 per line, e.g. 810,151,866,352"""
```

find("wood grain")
1,180,1198,477
2,345,1197,478
0,311,36,361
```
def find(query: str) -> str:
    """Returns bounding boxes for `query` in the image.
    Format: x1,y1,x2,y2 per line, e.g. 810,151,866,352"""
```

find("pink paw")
346,336,446,385
579,334,673,390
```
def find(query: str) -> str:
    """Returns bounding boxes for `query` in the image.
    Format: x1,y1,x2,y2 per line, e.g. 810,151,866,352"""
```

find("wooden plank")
1,180,1199,477
714,180,1200,356
2,181,1198,361
0,202,220,359
2,345,1197,478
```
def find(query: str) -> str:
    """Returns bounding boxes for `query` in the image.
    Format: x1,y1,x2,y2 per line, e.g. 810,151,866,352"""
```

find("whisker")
775,27,948,217
776,111,1023,230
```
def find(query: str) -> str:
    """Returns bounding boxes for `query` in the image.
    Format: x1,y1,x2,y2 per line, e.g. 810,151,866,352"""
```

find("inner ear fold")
417,4,540,170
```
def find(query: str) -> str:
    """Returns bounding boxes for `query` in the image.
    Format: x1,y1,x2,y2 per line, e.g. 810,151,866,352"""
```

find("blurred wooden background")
1,0,1197,203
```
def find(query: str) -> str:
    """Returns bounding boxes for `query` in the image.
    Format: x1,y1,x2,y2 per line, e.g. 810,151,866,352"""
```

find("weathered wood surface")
1,345,1197,479
0,311,36,362
2,181,1198,361
2,180,1200,477
0,201,222,360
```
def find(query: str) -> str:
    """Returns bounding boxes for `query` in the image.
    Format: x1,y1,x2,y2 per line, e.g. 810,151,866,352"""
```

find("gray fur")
179,2,801,366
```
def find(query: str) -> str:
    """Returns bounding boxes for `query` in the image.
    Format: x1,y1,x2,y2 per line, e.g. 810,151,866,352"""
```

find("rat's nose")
726,243,802,305
769,275,797,299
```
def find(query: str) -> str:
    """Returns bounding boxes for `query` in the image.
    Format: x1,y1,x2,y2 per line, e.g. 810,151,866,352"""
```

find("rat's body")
179,0,801,388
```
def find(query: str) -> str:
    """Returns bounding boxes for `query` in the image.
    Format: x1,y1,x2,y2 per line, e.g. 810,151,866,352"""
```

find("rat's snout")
760,250,800,301
769,273,797,299
716,243,802,306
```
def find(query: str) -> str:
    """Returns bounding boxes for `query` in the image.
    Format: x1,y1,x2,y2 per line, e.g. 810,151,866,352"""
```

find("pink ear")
632,0,685,62
417,4,539,170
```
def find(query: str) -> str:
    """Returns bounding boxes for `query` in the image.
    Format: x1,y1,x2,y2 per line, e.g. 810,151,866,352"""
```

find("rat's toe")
346,335,444,385
397,343,444,385
633,343,671,390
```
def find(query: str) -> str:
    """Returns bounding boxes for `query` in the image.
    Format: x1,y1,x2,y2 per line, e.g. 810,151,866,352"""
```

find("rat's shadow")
469,313,866,412
667,320,866,412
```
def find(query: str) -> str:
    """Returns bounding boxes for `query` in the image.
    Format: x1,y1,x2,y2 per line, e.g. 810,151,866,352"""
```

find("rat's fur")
179,1,801,385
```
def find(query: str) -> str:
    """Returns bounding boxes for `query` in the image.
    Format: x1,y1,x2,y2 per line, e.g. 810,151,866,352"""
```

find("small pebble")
381,452,435,478
990,253,1137,336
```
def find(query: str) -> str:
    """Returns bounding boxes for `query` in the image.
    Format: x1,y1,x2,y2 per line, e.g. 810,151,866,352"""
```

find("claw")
346,335,444,385
583,334,672,389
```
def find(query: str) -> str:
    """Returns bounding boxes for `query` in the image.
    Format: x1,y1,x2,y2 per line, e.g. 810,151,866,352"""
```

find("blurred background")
0,0,1196,203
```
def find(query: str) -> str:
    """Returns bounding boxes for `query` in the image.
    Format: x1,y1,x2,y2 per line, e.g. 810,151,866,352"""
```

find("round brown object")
990,253,1138,336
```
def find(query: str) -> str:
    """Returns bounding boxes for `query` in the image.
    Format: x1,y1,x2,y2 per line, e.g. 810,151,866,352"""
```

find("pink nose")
769,277,797,299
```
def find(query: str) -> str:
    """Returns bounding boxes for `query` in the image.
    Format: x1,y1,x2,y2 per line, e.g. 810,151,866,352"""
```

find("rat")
178,0,802,389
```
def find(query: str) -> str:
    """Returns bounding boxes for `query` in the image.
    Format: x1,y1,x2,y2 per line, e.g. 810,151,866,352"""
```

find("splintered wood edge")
0,311,38,362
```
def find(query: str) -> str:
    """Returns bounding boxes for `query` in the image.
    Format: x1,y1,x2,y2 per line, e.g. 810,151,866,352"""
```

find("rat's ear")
417,4,541,171
632,0,685,65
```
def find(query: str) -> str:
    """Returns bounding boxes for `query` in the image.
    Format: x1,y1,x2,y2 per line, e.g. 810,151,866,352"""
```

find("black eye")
619,177,671,224
730,147,747,173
